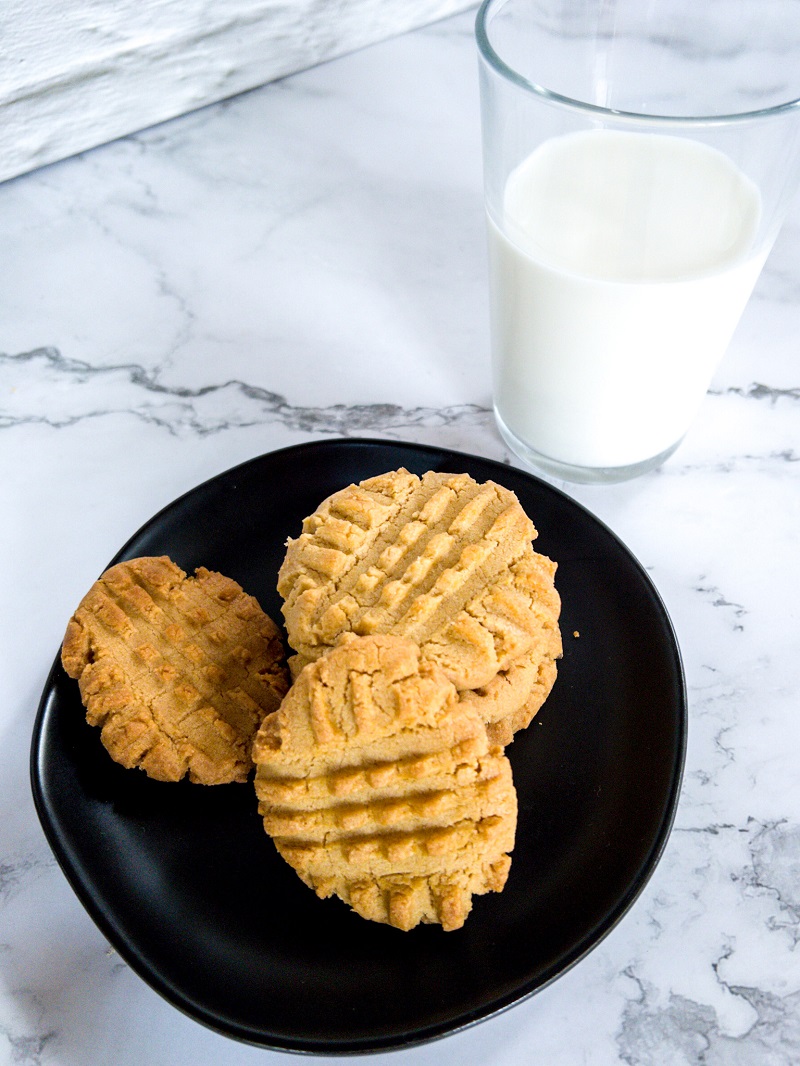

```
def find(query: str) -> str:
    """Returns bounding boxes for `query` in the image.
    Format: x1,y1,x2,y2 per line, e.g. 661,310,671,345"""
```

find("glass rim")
476,0,800,127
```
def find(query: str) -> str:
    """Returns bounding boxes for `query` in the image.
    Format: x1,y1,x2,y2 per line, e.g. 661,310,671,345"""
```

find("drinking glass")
477,0,800,483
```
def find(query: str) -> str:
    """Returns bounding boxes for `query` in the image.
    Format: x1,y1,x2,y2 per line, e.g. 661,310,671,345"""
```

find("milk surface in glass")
488,130,764,470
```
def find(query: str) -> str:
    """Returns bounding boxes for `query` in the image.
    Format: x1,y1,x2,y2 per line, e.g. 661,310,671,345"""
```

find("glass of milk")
476,0,800,482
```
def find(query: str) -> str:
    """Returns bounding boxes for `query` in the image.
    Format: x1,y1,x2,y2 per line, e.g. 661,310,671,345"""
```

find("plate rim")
30,436,687,1054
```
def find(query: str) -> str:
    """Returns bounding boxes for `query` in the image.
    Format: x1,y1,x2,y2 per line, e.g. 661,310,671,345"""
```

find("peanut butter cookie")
279,469,555,682
278,469,561,739
253,634,517,930
62,556,288,784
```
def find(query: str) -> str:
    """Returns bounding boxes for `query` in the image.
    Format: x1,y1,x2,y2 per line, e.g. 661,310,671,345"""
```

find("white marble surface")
2,7,800,1064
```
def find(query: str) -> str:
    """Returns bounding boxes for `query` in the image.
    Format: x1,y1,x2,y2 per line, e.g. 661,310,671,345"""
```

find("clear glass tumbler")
477,0,800,483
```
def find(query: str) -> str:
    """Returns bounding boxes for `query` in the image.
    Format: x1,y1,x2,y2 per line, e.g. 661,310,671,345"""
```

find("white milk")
488,129,764,470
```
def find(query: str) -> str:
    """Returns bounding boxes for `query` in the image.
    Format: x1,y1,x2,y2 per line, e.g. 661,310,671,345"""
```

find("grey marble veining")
0,346,491,438
2,6,800,1065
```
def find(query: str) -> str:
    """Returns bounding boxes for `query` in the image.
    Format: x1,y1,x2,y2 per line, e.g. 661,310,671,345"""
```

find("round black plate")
31,438,686,1054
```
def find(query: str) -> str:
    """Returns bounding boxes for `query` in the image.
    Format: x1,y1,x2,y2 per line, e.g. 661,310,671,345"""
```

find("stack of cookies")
61,468,561,932
253,468,561,930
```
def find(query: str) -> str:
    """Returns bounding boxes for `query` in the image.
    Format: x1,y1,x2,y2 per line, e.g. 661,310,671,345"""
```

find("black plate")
31,438,686,1054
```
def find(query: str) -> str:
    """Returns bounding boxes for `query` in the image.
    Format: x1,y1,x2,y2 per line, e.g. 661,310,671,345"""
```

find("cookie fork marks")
253,635,517,931
62,556,289,784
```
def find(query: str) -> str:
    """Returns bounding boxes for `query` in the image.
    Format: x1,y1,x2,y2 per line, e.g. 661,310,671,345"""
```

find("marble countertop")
2,7,799,1064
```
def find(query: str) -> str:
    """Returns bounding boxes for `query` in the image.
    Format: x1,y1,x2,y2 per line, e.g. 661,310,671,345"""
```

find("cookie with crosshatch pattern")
61,556,289,784
278,468,561,743
253,634,517,931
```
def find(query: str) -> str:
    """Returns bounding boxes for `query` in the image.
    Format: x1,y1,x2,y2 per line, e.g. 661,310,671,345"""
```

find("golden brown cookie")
289,604,560,749
279,470,562,741
62,556,289,784
278,469,551,692
253,634,517,930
